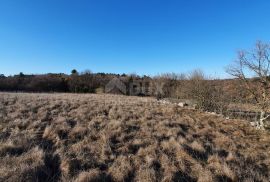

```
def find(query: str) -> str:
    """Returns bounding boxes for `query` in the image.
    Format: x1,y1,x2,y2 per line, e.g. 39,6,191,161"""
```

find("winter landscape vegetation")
1,1,270,182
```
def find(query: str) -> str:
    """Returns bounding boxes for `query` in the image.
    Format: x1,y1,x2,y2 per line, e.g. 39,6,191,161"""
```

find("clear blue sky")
1,0,270,77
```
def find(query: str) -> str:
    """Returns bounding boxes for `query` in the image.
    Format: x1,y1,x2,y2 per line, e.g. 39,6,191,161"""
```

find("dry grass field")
0,93,270,182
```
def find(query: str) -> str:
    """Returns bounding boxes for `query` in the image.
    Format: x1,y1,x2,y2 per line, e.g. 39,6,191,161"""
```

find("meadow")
0,93,269,182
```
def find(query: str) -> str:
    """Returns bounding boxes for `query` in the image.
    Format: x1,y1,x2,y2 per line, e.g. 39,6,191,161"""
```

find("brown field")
0,93,270,182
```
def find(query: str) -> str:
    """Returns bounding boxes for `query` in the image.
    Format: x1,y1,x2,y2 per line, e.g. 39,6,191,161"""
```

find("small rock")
178,102,188,107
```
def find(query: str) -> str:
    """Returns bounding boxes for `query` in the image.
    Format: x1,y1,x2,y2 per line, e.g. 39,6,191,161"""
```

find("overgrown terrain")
0,93,269,182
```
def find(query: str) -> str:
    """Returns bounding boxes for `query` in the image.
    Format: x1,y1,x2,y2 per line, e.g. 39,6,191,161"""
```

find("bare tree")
188,70,213,111
187,69,228,113
151,73,186,99
226,41,270,129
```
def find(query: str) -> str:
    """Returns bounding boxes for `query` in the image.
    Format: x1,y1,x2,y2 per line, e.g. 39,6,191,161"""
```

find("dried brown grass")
0,92,269,181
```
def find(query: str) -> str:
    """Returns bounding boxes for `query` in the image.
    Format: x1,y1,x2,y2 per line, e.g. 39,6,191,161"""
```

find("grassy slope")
0,93,269,182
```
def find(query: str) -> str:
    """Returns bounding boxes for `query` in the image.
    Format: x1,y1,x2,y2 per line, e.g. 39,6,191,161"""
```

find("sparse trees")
187,70,228,113
151,76,166,99
187,70,212,110
226,41,270,129
151,73,186,99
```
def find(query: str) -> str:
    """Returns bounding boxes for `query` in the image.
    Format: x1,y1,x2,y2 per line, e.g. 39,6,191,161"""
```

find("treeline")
0,73,69,92
0,69,250,113
0,70,151,94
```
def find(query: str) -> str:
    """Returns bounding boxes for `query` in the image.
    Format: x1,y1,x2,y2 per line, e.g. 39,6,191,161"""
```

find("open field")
0,93,270,182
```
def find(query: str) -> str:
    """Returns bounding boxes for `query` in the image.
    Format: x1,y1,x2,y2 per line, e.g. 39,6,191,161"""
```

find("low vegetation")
0,93,269,182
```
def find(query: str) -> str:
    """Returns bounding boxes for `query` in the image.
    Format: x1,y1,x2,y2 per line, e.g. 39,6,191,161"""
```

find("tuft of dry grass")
0,92,269,181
